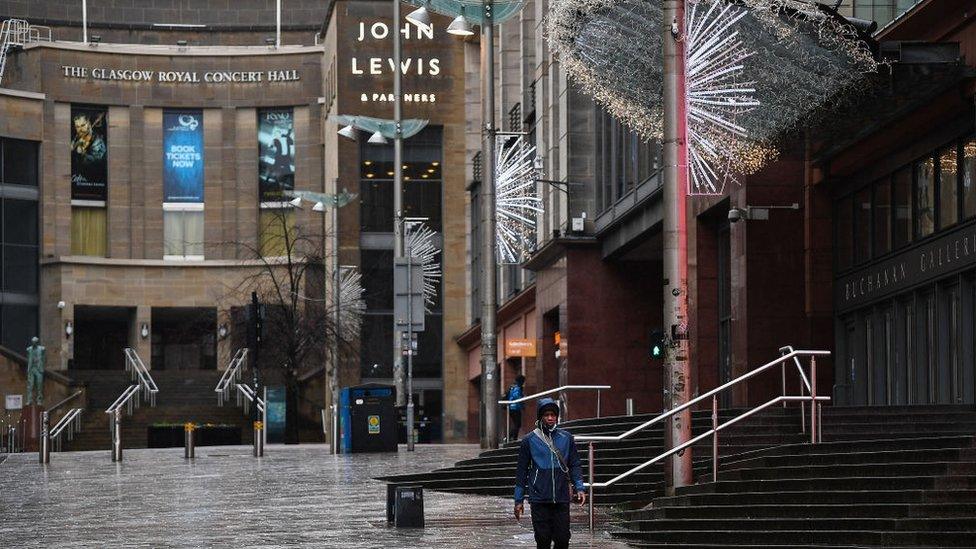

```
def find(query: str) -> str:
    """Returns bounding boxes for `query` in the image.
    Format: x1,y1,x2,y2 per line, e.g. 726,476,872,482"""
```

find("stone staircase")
610,405,976,548
62,369,256,452
380,405,976,548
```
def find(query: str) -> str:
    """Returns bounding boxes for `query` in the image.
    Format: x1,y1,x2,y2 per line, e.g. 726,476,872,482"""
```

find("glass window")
963,138,976,220
163,209,204,259
404,180,442,231
854,186,872,264
1,138,39,186
836,196,853,271
939,145,958,229
873,178,891,256
360,314,393,379
360,179,393,232
1,303,38,351
3,244,37,293
4,199,38,246
893,166,912,248
258,208,295,257
361,249,394,311
915,156,935,238
412,316,443,378
71,207,107,256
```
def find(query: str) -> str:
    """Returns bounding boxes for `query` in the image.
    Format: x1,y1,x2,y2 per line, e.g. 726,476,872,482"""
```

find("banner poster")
70,106,108,200
258,108,295,201
163,110,205,202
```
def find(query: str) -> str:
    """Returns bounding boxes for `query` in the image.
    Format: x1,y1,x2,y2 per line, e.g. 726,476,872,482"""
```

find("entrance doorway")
151,307,217,370
72,306,131,370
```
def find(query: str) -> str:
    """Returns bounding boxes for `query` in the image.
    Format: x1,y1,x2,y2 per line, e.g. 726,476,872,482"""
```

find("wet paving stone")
0,444,627,548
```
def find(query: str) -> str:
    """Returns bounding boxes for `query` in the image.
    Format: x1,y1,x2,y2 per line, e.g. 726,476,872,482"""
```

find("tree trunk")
285,379,300,444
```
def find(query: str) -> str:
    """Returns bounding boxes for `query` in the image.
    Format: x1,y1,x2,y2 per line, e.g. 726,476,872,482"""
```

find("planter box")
147,426,242,448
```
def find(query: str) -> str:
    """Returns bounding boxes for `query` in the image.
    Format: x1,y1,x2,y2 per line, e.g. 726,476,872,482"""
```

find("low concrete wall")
0,347,87,433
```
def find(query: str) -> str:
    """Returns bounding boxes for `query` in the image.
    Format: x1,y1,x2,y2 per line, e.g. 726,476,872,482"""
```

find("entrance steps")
61,369,256,452
381,404,976,547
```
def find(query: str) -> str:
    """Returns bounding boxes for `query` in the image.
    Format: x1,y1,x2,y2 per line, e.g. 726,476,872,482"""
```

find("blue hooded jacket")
513,398,585,504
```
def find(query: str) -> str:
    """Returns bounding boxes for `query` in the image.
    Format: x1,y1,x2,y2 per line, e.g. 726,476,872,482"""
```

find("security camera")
728,208,745,223
57,301,66,310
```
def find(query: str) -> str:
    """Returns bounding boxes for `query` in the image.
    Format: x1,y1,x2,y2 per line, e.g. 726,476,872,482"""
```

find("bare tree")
216,207,340,444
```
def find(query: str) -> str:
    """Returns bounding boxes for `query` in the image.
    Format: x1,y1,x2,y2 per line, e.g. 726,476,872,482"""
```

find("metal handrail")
47,390,83,414
578,348,831,532
236,383,266,413
50,408,83,451
124,348,158,406
215,348,248,406
106,384,140,415
576,350,829,442
498,384,612,406
499,384,611,442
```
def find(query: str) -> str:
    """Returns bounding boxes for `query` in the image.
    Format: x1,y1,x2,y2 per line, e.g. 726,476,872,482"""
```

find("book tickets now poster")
70,105,108,200
258,108,295,201
163,110,204,203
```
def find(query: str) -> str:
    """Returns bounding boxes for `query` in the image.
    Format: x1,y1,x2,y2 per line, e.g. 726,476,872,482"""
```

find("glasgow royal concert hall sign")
62,66,301,83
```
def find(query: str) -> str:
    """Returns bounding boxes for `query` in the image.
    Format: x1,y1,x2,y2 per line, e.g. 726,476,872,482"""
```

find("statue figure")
26,336,45,406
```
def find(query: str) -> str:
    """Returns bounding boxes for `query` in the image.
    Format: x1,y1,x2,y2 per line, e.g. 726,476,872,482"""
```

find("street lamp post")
479,0,499,450
662,0,693,492
393,0,408,413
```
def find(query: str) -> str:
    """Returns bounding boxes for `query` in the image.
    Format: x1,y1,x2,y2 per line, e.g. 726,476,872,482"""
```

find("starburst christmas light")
546,0,878,194
336,268,365,337
404,220,442,311
495,135,544,263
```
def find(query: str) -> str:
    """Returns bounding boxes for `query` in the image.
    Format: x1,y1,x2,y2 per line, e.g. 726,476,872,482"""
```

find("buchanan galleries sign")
62,66,300,83
835,221,976,312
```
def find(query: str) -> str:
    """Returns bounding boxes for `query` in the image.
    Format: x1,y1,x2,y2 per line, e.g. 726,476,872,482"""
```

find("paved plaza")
0,444,626,548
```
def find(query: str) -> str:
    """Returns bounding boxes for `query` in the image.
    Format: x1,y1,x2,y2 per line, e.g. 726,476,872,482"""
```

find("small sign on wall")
505,338,537,358
368,415,381,434
5,394,23,410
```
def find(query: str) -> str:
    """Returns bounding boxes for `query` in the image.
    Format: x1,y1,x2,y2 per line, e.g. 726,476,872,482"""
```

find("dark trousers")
509,409,523,440
530,502,570,549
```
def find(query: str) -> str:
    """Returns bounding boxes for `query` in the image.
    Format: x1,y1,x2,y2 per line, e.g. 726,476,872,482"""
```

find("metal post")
663,0,693,492
331,205,341,455
332,403,339,452
587,442,595,533
111,408,122,462
184,423,195,459
263,386,268,448
480,0,499,450
596,390,601,418
626,398,634,416
39,411,50,464
392,0,407,410
781,362,787,408
711,396,718,482
82,0,88,44
254,421,264,457
406,254,415,452
818,402,823,443
810,356,817,444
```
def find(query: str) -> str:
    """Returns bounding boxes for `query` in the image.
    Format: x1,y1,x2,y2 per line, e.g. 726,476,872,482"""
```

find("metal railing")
498,384,611,443
49,407,83,452
215,348,248,406
236,383,267,447
1,19,52,84
106,384,140,416
577,348,831,531
124,347,158,406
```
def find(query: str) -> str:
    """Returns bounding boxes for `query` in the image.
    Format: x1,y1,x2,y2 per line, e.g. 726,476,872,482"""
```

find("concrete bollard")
253,421,264,457
184,423,196,459
626,398,635,416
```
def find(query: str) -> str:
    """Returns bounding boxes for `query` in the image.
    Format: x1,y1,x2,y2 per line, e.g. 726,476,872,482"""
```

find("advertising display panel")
70,106,108,200
163,110,205,203
258,108,295,201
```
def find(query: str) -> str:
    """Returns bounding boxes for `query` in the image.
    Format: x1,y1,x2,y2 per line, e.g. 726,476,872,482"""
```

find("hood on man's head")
536,397,560,420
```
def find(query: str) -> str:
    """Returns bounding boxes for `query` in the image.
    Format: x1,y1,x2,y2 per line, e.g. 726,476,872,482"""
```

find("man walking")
513,398,586,549
506,374,526,441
